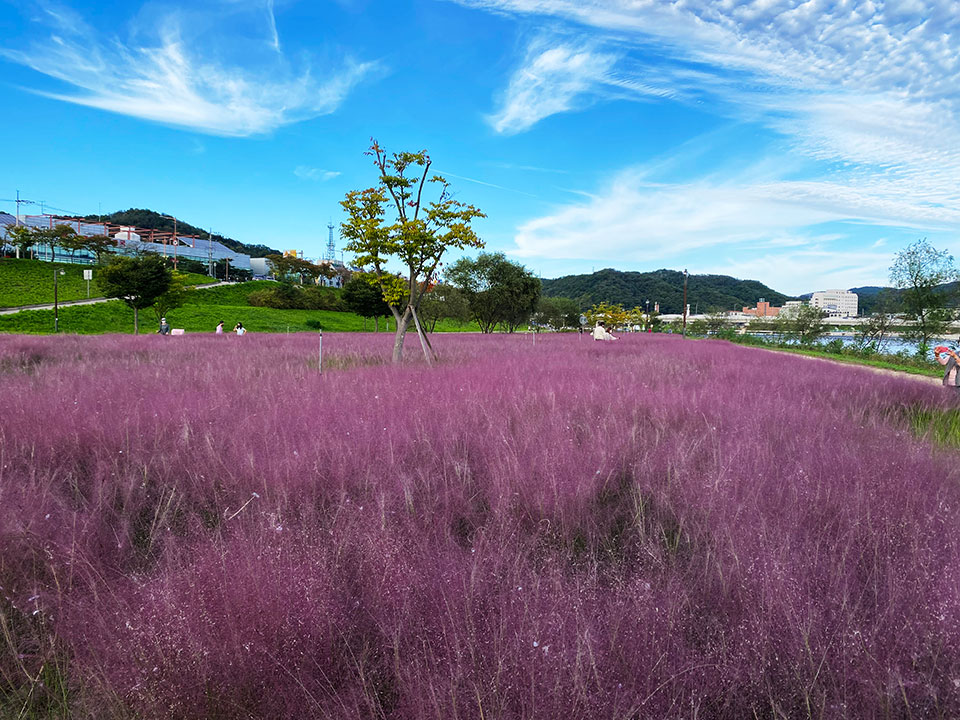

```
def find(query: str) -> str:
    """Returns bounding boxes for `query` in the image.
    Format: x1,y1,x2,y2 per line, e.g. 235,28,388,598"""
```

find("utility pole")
208,229,214,276
682,269,689,337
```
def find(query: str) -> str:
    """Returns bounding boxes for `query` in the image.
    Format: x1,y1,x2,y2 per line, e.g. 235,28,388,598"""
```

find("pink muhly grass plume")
0,332,959,718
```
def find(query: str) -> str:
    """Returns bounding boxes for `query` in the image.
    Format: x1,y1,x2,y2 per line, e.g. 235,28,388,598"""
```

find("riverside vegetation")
3,333,960,718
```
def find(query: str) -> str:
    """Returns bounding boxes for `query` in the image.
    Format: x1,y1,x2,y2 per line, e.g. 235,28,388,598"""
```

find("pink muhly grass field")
1,332,960,718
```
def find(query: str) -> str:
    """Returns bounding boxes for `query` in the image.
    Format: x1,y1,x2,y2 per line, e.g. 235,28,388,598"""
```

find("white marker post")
83,268,93,298
318,329,323,374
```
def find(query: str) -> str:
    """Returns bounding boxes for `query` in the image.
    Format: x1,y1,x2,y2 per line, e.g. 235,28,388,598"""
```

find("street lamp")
53,268,65,333
159,213,178,268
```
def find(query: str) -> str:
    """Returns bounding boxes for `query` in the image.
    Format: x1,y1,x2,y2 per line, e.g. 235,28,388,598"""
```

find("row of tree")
263,253,348,286
4,224,116,264
340,253,581,335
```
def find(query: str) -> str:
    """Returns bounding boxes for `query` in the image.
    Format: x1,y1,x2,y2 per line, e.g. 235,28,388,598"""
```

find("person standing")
233,322,246,336
158,317,171,335
937,346,960,393
215,320,224,335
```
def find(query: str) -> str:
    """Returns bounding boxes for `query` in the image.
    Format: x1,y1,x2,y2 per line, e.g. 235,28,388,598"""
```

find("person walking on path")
233,322,246,336
216,320,224,335
158,317,171,335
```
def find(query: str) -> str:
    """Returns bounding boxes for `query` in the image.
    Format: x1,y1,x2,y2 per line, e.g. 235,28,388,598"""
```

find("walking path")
0,281,231,316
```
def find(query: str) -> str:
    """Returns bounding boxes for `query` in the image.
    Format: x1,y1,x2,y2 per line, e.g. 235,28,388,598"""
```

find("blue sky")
1,0,958,295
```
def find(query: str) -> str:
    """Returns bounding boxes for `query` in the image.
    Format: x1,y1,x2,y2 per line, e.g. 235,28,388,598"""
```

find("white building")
810,289,858,317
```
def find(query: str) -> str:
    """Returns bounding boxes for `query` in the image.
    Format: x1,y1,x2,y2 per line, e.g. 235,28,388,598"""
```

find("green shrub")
246,284,345,311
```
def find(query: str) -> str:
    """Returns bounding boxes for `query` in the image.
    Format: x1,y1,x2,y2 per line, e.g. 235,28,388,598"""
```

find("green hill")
79,208,281,258
0,258,214,308
542,268,793,313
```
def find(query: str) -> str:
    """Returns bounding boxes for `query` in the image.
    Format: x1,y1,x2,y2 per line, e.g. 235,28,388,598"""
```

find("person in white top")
234,322,246,336
216,320,224,334
591,321,618,341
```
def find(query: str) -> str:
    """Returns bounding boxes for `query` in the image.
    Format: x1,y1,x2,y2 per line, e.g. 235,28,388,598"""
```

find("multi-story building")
741,299,781,317
810,289,858,317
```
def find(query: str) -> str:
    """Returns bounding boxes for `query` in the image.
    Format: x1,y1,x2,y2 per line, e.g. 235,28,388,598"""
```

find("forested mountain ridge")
541,268,794,314
80,208,281,258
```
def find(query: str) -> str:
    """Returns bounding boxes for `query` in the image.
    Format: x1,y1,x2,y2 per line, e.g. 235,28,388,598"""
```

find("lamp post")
53,268,65,333
207,228,215,277
682,269,689,337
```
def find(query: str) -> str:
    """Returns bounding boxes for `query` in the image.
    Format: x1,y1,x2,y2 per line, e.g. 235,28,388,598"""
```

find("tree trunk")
134,306,139,335
410,304,436,364
375,316,379,333
391,307,412,363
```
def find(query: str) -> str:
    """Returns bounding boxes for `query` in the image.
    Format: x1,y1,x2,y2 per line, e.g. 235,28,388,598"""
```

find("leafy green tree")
342,274,391,330
59,230,89,262
584,301,628,330
152,271,193,323
419,283,472,332
99,255,172,334
33,224,80,261
81,234,116,264
534,296,580,330
890,238,959,354
265,254,330,285
775,303,827,345
6,225,35,259
341,141,485,362
703,311,731,335
853,290,897,353
447,253,540,333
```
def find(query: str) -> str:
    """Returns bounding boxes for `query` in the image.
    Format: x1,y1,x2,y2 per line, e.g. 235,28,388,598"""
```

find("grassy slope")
0,258,214,307
0,278,477,334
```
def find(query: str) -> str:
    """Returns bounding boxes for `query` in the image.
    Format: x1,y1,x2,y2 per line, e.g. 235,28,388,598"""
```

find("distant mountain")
79,208,281,258
541,268,794,314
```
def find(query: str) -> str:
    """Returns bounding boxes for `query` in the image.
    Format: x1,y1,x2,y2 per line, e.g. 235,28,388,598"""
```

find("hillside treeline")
541,268,793,314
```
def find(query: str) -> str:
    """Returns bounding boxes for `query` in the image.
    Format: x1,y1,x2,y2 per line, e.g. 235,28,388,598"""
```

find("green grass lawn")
181,280,278,306
0,297,478,334
0,257,214,308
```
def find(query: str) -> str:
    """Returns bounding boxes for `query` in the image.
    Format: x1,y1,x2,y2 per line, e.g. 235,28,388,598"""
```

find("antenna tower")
325,220,337,262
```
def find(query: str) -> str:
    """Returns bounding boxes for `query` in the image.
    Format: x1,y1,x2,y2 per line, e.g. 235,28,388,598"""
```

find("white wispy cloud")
2,5,376,136
508,160,956,288
294,166,341,181
710,247,895,296
459,0,960,101
265,0,280,52
464,0,960,291
488,40,621,134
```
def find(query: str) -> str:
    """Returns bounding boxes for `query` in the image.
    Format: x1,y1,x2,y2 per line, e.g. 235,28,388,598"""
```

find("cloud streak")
294,166,341,181
2,6,376,136
508,159,958,292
